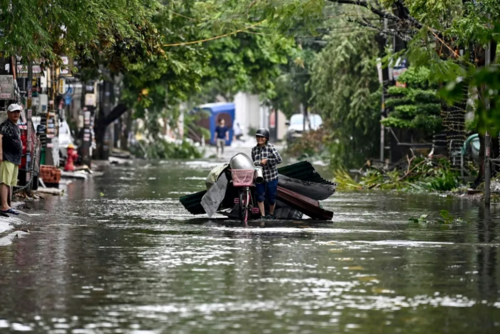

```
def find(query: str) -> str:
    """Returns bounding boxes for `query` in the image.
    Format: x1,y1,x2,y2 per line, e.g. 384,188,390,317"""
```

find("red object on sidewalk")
40,165,61,185
64,144,78,172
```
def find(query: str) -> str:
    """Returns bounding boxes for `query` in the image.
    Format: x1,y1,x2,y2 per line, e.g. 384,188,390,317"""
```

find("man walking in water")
0,103,23,215
215,118,229,159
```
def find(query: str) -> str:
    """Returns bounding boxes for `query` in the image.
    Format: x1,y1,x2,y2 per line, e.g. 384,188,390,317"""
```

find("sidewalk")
0,202,29,246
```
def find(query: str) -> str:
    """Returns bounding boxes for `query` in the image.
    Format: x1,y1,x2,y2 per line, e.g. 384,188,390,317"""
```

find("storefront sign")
0,75,15,100
16,64,43,78
58,78,67,95
85,94,96,107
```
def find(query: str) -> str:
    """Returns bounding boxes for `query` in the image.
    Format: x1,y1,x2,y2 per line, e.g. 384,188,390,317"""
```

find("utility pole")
381,89,385,162
484,40,492,206
26,60,33,188
485,132,491,205
300,103,305,132
380,19,388,162
377,18,389,163
274,108,278,142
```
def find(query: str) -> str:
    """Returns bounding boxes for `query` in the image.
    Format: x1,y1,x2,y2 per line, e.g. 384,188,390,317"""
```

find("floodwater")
1,160,500,334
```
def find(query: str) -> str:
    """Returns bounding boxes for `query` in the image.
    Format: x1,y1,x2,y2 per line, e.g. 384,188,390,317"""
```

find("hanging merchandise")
0,75,15,100
43,102,60,166
80,106,95,167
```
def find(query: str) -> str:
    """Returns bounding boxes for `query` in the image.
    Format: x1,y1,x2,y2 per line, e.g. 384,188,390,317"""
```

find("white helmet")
7,103,22,112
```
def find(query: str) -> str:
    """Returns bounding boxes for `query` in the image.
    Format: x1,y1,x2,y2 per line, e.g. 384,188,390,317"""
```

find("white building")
234,92,268,135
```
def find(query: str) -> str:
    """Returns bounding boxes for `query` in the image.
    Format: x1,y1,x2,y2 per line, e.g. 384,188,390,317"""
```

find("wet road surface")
1,160,500,333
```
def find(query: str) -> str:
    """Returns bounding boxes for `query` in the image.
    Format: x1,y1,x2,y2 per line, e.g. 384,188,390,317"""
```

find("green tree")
200,32,296,101
0,0,163,67
382,67,442,135
110,0,304,157
310,20,381,168
270,42,319,119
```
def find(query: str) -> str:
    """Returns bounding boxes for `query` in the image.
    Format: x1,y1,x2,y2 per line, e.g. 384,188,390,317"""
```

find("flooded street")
1,160,500,334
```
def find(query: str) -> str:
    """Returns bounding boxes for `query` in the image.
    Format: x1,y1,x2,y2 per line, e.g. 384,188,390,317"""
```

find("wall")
234,92,260,135
269,109,287,141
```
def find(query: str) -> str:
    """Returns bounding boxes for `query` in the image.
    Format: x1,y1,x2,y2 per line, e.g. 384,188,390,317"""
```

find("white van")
286,114,323,141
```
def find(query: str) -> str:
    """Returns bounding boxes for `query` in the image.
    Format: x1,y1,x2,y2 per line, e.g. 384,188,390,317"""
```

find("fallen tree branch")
104,104,128,127
399,160,427,182
406,155,416,175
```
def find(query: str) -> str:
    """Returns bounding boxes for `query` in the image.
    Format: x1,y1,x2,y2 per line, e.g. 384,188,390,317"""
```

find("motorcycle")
229,153,263,225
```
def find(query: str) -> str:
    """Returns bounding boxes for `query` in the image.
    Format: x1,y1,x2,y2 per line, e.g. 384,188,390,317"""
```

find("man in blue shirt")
215,119,229,159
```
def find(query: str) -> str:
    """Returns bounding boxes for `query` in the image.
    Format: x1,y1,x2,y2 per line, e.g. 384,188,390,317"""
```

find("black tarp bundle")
180,161,336,220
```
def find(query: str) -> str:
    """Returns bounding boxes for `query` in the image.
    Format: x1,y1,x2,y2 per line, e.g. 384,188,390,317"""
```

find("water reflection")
0,161,499,333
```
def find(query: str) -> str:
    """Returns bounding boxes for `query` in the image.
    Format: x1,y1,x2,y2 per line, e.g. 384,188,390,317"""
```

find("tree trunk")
93,103,128,160
472,41,497,187
120,110,132,151
94,115,108,160
473,133,499,189
474,134,485,189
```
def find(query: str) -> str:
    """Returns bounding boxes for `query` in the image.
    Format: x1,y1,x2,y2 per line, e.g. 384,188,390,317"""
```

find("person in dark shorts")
251,128,282,220
0,103,23,215
214,119,229,159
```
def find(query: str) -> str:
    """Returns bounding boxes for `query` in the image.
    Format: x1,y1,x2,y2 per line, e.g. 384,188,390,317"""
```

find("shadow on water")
1,160,500,333
182,217,334,228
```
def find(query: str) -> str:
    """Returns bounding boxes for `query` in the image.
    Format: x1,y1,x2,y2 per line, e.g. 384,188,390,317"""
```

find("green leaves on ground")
409,210,467,225
334,157,459,192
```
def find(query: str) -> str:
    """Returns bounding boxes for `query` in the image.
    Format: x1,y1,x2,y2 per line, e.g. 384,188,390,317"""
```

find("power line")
163,21,264,47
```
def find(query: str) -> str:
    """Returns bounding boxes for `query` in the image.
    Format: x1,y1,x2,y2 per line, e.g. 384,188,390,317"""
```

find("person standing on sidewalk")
233,121,243,141
0,103,23,215
251,128,282,221
214,119,229,159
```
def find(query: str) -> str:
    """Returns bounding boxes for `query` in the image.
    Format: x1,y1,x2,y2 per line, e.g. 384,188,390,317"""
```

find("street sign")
60,56,73,76
392,57,408,81
17,64,42,78
85,93,96,107
392,68,408,81
58,78,67,95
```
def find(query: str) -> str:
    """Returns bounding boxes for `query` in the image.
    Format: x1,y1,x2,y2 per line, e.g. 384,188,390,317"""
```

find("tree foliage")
0,0,163,69
331,0,500,133
10,0,500,164
119,0,304,133
269,44,317,119
310,20,381,168
382,67,442,134
202,33,296,100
